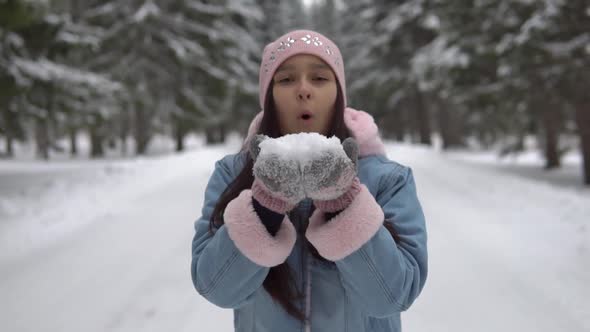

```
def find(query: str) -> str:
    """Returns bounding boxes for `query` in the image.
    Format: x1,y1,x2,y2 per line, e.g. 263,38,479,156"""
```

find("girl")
191,29,428,332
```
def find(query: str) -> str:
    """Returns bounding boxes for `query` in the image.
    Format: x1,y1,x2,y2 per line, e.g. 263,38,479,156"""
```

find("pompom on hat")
258,30,347,110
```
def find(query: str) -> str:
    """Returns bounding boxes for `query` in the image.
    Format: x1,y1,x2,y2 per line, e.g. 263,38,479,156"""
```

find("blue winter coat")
191,145,428,331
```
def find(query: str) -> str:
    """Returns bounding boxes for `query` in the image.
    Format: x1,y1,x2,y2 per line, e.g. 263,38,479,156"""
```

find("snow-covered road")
399,146,589,332
1,142,588,332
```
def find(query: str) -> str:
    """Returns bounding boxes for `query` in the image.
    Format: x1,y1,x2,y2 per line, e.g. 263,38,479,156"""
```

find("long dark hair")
208,81,399,321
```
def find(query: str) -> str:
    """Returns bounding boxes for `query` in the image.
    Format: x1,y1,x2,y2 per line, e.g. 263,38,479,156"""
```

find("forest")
0,0,588,185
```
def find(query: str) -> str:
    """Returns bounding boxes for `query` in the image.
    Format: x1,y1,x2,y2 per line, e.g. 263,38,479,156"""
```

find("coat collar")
244,107,386,157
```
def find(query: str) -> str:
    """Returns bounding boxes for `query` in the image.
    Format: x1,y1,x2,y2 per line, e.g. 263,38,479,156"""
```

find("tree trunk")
37,82,56,160
120,107,130,156
174,118,185,152
541,107,560,169
120,134,128,156
390,102,406,142
35,117,49,160
437,102,450,149
2,126,14,157
87,113,105,158
5,135,13,157
205,124,226,145
379,112,398,140
69,127,78,156
218,123,226,143
171,113,187,152
2,108,14,157
437,99,464,149
134,107,150,155
414,86,432,145
89,125,104,158
205,127,216,145
393,111,405,141
575,101,590,185
176,131,184,152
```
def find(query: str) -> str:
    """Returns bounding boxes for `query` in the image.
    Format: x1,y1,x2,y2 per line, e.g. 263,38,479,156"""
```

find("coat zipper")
304,250,312,332
299,200,313,332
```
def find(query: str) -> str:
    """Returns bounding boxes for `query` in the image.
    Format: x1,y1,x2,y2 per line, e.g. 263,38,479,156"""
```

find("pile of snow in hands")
257,132,348,167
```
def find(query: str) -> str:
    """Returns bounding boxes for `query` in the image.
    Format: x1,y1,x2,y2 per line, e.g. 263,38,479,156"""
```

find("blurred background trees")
0,0,588,185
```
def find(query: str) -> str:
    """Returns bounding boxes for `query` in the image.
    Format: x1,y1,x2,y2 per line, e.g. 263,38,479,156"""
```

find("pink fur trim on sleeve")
224,189,297,267
305,184,384,261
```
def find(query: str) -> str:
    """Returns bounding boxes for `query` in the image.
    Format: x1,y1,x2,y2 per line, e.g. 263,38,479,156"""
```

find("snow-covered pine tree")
196,0,264,144
259,0,307,44
0,0,41,156
2,0,120,159
526,0,590,181
84,0,267,149
83,0,179,154
338,0,379,104
364,0,437,144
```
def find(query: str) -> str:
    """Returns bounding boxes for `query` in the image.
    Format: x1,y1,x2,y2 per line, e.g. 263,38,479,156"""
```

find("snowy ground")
0,136,588,332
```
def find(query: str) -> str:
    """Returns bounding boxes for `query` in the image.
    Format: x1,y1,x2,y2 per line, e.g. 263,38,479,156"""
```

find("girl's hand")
302,137,359,201
249,135,306,212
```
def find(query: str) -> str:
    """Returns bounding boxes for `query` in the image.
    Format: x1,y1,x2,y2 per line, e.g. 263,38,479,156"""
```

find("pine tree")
1,0,119,159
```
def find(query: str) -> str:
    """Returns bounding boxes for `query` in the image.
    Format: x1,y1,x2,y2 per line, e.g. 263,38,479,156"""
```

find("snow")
5,31,24,48
227,0,264,22
360,7,377,20
84,2,118,19
396,142,589,331
132,1,161,22
422,13,440,29
301,0,318,8
381,12,403,33
163,33,206,60
379,1,424,33
186,2,225,16
0,136,588,331
413,36,470,73
57,30,100,46
22,0,48,5
514,0,564,45
13,58,121,91
445,147,586,190
0,134,219,263
258,133,345,166
542,34,590,58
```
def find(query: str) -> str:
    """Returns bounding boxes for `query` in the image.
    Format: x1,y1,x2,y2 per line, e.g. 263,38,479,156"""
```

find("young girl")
191,29,428,332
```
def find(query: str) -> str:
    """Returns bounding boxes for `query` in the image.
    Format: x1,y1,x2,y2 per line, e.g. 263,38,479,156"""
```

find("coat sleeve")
190,155,297,309
306,165,428,318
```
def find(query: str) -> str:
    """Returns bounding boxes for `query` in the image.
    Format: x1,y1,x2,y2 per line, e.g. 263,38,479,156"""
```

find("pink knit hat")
258,29,346,110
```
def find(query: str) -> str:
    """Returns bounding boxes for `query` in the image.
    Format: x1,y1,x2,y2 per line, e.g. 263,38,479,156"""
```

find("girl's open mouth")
300,111,313,121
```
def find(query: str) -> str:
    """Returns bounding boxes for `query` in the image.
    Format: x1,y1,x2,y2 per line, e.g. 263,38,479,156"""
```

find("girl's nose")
297,81,312,100
298,91,311,100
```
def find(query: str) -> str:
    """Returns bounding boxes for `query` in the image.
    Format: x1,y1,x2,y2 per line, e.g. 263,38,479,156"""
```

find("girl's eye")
276,77,293,83
313,77,328,81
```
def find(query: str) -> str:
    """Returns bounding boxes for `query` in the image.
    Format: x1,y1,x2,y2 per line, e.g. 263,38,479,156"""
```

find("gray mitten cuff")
251,178,296,214
313,177,362,213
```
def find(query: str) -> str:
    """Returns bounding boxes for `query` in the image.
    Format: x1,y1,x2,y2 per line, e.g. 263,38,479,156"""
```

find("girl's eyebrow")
275,64,294,73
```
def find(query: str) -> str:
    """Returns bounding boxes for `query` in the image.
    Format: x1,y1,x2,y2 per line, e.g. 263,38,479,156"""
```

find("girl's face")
272,54,338,136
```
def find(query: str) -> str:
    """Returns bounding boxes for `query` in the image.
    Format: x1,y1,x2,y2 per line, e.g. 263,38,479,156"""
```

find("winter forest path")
1,143,588,332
